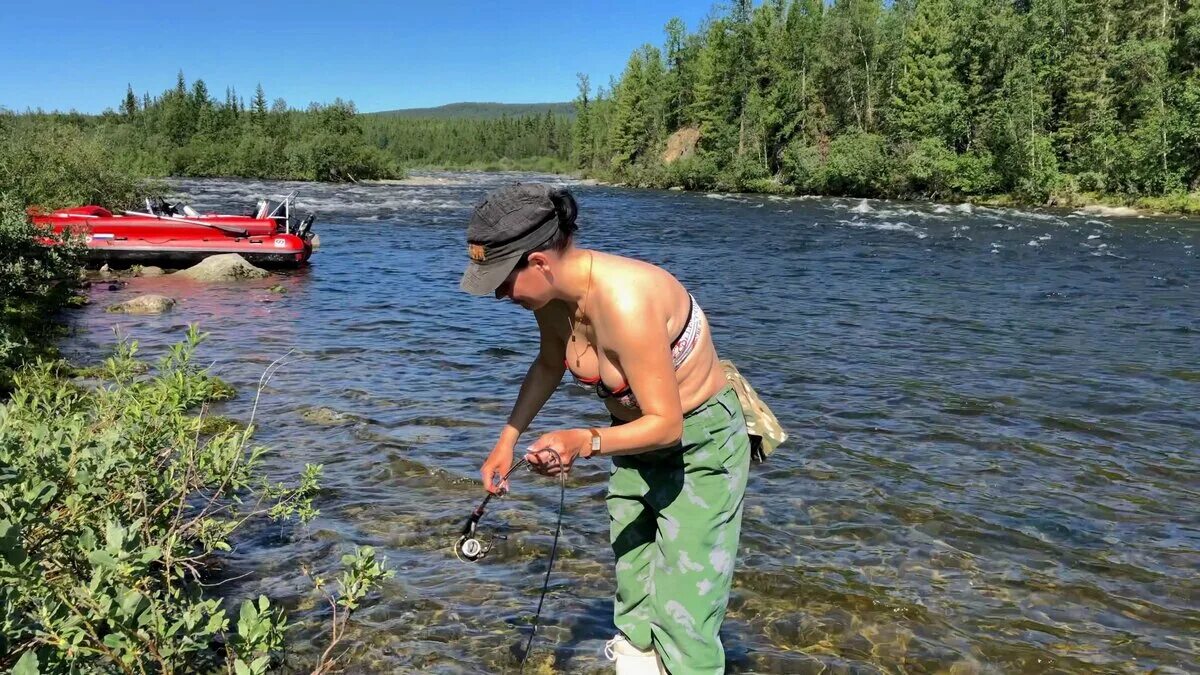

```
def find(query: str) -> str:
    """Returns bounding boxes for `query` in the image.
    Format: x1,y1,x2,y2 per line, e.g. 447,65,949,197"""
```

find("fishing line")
453,448,567,673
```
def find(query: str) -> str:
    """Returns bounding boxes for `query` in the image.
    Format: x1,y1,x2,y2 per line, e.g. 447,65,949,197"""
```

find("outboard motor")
296,214,316,238
147,197,178,217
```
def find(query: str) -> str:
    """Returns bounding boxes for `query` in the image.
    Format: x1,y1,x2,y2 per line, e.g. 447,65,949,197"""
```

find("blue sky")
0,0,715,114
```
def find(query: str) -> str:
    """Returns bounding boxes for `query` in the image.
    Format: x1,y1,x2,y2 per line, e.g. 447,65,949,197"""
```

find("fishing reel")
453,504,506,563
453,451,557,564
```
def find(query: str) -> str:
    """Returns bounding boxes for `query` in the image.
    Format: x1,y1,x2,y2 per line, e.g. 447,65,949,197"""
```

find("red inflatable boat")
29,196,317,268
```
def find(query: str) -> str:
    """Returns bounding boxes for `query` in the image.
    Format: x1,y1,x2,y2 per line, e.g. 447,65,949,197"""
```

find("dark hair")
514,188,578,269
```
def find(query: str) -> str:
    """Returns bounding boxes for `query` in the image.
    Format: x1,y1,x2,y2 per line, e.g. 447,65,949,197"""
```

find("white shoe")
604,634,664,674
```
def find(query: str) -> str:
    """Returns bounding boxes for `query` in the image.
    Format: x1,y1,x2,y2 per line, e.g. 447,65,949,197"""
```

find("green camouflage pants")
606,385,751,675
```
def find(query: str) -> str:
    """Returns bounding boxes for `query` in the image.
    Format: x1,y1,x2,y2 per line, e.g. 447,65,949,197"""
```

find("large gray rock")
178,254,269,281
106,294,176,314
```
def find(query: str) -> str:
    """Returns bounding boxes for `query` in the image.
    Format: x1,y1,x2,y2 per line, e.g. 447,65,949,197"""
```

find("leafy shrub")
1013,133,1062,203
780,141,825,193
659,154,719,191
0,195,86,387
0,118,147,210
715,153,771,192
0,327,391,673
900,137,959,197
822,132,891,197
949,149,1003,196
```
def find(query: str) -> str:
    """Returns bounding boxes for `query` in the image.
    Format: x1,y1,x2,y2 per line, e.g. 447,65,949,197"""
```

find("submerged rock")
106,294,176,314
178,254,269,281
300,406,350,425
1080,204,1140,217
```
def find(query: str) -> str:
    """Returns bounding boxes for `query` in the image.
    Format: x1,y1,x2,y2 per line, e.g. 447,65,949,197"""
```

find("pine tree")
1173,3,1200,190
1109,0,1182,193
573,74,593,169
888,0,965,145
692,19,739,158
191,79,210,108
610,46,666,168
252,84,268,125
121,85,138,117
663,17,691,131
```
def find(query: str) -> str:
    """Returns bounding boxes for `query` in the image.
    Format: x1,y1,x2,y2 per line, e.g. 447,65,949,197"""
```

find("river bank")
582,171,1200,218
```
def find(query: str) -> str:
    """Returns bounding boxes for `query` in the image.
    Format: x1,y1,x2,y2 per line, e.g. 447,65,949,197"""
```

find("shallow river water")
62,174,1199,673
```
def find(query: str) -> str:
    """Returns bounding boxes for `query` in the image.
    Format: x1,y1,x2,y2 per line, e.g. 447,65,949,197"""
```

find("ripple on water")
57,175,1200,673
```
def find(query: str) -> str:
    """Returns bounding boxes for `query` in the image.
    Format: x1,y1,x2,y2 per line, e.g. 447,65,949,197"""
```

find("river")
61,174,1199,673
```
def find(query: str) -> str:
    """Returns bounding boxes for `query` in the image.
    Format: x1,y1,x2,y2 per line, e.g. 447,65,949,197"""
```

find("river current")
62,174,1198,673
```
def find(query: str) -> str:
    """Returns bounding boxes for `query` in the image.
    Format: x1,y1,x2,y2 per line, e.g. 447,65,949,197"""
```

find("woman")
462,182,750,675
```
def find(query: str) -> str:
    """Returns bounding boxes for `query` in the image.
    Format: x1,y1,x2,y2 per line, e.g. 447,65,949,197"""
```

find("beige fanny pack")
721,360,787,463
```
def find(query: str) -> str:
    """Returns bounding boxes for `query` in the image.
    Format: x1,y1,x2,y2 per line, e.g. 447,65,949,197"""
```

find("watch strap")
587,427,601,458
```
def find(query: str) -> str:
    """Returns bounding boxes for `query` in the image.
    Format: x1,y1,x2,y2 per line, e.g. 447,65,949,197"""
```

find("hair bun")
549,187,579,234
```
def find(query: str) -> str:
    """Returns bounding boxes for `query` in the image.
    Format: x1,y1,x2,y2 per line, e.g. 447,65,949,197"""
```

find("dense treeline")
3,74,575,184
6,76,398,182
101,72,398,181
576,0,1200,207
361,110,573,172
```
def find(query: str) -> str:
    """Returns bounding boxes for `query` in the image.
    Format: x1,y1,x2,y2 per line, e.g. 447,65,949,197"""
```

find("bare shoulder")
591,252,686,338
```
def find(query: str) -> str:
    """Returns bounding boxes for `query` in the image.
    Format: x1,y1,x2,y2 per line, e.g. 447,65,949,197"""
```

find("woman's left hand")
525,428,591,477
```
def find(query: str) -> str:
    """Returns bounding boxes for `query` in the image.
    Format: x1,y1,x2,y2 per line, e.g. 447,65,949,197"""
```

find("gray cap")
460,183,578,295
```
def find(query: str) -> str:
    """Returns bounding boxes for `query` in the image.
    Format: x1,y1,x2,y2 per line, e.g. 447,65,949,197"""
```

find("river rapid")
61,174,1199,673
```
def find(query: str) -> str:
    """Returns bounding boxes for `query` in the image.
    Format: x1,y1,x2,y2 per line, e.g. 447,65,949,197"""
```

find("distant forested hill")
367,102,574,119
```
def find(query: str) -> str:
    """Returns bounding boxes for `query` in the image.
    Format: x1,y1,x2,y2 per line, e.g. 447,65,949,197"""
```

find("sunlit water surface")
62,174,1199,673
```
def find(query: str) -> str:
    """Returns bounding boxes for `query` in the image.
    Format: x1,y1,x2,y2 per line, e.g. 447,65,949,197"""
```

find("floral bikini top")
565,294,705,410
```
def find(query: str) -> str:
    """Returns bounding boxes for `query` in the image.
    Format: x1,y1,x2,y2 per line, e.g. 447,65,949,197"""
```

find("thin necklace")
567,252,594,368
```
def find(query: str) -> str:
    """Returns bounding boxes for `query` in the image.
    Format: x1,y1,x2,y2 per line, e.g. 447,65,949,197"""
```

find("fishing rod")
453,449,567,674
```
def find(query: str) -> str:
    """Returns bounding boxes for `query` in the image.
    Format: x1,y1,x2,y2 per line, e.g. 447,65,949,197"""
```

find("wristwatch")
587,428,602,458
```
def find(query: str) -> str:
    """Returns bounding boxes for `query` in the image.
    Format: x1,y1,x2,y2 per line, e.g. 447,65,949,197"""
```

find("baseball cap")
459,183,577,295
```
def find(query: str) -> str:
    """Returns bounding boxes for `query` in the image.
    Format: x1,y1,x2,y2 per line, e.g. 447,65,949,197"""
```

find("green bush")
822,132,891,197
0,195,86,387
0,327,391,673
900,137,958,197
780,141,825,193
0,118,147,210
949,149,1003,196
715,153,771,192
780,134,893,197
660,154,719,191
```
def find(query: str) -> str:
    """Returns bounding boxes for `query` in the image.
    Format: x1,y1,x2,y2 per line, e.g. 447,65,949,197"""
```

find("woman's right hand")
480,441,515,495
